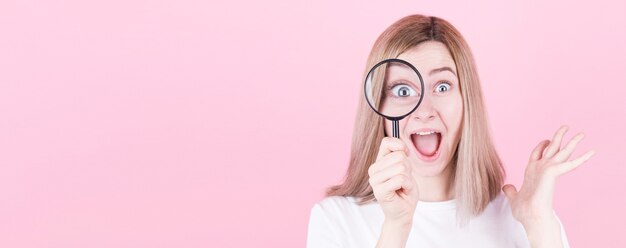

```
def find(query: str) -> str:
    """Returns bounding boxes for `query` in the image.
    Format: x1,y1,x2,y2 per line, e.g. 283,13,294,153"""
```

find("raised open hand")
502,125,595,224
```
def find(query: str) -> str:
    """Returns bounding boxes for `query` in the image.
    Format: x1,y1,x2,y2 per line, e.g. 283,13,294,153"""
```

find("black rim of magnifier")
363,58,425,121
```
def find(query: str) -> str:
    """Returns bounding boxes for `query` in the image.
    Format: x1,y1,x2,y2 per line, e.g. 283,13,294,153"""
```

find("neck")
412,162,455,202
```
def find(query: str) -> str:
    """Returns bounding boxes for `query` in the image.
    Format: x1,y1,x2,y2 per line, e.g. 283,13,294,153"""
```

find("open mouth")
410,131,442,161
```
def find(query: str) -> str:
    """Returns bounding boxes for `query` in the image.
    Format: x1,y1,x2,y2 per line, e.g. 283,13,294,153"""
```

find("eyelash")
436,81,452,92
386,80,453,93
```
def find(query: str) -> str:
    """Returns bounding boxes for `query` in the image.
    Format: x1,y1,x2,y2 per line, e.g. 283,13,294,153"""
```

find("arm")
522,210,570,248
369,138,420,248
522,215,563,248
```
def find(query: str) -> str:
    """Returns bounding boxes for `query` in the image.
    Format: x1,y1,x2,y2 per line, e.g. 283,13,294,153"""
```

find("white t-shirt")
307,190,570,248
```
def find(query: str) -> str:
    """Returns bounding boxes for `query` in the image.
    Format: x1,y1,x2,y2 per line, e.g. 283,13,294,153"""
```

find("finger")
400,174,415,192
403,176,419,200
543,125,569,159
397,174,417,200
369,151,407,175
553,133,585,162
368,163,407,185
376,137,408,160
374,174,409,202
502,184,518,201
553,150,596,175
530,140,551,161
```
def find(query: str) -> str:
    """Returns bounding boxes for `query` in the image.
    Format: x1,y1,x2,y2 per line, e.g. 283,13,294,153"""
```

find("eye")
435,82,451,93
391,84,416,97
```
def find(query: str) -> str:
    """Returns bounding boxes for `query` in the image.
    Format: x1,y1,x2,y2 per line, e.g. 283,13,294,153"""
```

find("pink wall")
1,0,624,247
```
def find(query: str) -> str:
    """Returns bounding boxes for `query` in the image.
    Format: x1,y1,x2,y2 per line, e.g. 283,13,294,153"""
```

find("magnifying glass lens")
365,60,423,118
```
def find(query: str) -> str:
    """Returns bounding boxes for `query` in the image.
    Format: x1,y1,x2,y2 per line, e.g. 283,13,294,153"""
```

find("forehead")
396,41,457,74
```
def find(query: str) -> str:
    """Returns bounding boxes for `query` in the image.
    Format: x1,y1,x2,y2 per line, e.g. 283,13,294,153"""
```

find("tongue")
412,133,439,156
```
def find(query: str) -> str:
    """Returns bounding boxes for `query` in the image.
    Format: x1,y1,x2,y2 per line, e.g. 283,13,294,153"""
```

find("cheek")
439,96,464,135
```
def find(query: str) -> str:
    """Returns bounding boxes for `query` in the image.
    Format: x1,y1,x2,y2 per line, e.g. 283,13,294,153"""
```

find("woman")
307,14,595,248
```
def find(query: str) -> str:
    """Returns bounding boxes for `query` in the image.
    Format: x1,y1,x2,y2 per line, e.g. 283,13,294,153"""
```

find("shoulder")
483,188,522,217
489,189,532,226
310,196,364,221
307,196,365,247
308,196,383,247
310,195,383,222
471,189,521,229
314,196,360,211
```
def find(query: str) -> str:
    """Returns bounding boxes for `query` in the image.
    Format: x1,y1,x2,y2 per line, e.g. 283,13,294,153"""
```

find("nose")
412,95,436,121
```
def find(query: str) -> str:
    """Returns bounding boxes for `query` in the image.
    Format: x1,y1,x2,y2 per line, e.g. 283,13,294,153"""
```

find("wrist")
383,218,413,229
376,219,412,248
521,211,557,228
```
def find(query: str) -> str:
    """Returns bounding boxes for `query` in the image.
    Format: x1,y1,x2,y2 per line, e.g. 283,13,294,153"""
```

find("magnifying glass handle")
392,120,400,138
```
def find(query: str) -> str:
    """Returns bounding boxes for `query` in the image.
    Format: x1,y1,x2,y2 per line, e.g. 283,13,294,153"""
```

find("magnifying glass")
364,58,425,138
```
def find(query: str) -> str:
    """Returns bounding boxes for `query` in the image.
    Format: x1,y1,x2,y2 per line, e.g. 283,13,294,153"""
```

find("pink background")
1,0,625,247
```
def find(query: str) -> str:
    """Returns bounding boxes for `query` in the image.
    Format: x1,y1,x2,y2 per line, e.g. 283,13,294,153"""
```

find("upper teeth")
416,131,438,135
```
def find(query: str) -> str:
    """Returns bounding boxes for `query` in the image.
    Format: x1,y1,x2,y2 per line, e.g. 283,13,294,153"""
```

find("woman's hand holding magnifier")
368,137,419,248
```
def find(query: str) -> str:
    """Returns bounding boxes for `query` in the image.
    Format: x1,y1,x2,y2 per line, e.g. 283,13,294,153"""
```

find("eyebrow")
429,67,457,77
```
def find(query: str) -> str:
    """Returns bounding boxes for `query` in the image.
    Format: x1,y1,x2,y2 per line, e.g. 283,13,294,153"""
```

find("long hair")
326,14,505,226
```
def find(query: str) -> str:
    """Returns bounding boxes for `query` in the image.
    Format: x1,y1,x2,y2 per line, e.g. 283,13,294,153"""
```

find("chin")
409,156,451,177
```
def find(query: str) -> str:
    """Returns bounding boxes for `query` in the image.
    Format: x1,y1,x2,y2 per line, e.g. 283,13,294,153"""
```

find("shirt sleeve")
307,203,342,248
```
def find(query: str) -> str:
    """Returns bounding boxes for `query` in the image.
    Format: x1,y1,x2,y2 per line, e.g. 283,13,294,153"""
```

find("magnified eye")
391,84,416,97
436,82,451,93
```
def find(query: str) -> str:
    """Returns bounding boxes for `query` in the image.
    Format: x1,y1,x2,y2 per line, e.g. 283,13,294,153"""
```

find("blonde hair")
326,14,505,225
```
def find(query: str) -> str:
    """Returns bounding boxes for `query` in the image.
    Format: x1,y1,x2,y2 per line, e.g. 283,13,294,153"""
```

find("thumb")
502,184,518,201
